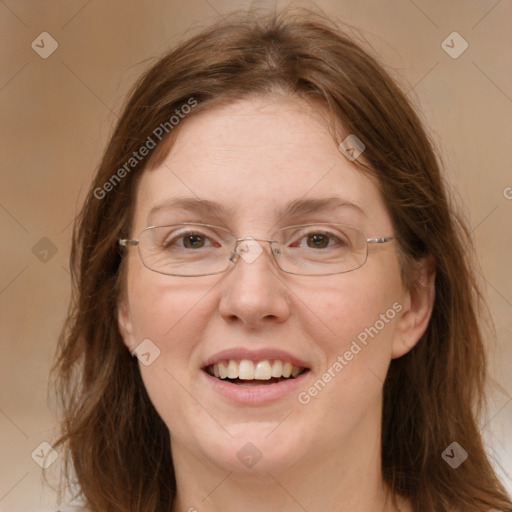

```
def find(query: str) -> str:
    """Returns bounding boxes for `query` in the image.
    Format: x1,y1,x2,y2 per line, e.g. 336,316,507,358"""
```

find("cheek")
298,269,401,353
126,268,220,363
296,279,400,412
125,272,220,432
299,270,401,401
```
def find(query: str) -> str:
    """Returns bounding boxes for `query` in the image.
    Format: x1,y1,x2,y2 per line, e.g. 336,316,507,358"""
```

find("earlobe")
392,256,436,359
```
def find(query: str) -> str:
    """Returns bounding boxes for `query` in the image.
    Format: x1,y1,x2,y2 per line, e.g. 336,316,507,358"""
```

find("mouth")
204,359,308,386
201,348,311,404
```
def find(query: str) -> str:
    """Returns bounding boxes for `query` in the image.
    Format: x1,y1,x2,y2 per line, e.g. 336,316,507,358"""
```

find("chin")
193,424,309,476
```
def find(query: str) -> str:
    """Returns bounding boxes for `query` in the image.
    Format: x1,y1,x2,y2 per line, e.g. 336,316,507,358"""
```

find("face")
118,95,422,478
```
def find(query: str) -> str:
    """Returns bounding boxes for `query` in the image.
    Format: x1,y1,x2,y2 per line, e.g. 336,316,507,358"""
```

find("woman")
48,7,512,512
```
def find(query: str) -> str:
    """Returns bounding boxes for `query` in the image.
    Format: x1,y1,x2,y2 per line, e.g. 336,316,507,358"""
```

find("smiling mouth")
204,359,308,386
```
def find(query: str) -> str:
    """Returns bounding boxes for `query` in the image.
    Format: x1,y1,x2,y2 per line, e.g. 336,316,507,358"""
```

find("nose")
218,238,291,328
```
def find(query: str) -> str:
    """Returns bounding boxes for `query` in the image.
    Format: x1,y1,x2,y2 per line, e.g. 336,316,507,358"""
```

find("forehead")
133,95,390,232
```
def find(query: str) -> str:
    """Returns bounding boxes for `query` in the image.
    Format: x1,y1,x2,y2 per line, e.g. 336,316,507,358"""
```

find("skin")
118,94,435,512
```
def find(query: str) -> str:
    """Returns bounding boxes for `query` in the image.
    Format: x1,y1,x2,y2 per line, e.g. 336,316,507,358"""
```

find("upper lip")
202,348,310,369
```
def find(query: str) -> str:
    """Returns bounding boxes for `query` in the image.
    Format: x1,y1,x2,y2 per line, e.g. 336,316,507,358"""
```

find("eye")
161,229,221,250
291,228,346,249
303,233,335,249
179,232,210,249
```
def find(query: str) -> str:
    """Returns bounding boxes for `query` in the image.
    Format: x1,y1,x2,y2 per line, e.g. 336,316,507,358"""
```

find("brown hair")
47,7,512,512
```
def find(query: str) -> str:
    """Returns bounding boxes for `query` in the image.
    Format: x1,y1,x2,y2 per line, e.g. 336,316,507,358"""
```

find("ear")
117,298,137,353
392,256,435,359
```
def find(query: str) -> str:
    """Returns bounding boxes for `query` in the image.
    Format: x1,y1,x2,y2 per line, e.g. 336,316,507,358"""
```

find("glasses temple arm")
119,239,139,247
366,236,396,244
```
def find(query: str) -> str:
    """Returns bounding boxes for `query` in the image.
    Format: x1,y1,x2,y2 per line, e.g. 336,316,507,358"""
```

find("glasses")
118,222,396,277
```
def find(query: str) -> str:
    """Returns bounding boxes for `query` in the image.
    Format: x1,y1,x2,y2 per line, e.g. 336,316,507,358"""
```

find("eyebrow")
147,196,366,223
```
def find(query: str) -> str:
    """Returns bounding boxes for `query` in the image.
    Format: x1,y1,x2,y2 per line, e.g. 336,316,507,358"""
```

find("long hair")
47,7,512,512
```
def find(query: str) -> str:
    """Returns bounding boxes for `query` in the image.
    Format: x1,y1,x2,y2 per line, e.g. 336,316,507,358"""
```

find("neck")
170,402,409,512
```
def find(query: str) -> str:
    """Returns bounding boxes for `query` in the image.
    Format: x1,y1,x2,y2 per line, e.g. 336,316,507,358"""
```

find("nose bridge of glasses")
225,235,281,269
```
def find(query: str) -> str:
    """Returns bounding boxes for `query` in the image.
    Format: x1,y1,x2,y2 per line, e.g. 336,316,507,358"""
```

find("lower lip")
201,369,310,405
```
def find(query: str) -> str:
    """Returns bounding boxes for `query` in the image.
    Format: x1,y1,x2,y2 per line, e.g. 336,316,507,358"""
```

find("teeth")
271,360,283,378
218,361,228,379
254,360,272,380
208,359,305,381
227,360,238,379
291,365,301,377
239,360,254,380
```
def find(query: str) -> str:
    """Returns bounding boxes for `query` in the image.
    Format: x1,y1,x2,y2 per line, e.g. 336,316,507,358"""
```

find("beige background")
0,1,511,510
